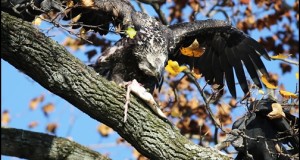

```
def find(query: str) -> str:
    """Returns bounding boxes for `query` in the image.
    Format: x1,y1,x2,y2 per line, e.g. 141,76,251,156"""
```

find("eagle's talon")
122,80,135,122
123,100,130,122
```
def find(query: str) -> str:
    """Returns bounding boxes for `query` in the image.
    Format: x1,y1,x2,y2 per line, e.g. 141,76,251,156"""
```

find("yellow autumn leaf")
71,13,82,23
271,54,291,60
267,103,285,119
180,39,205,57
81,0,94,7
258,89,265,94
66,0,74,7
165,60,188,76
79,28,86,37
46,123,57,134
32,17,42,26
296,72,299,80
279,90,298,99
261,75,278,89
125,27,137,39
170,106,182,117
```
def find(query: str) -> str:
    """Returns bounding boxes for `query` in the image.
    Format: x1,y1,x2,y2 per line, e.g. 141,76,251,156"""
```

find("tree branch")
1,127,110,160
1,12,231,159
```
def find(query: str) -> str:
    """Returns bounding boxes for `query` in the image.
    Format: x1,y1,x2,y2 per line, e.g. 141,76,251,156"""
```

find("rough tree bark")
1,128,111,160
1,12,231,160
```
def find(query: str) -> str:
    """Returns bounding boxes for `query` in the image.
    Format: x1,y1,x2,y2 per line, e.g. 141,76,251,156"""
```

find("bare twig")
151,3,168,25
182,69,225,131
137,1,147,14
270,57,299,65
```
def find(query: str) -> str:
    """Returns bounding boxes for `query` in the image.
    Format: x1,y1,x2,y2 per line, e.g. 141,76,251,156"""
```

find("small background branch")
1,127,110,160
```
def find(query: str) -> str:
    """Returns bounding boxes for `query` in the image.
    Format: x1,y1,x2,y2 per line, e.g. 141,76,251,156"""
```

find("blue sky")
1,1,299,159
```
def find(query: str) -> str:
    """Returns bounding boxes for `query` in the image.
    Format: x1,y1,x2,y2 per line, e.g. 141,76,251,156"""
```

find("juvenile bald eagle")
93,13,270,99
90,11,270,122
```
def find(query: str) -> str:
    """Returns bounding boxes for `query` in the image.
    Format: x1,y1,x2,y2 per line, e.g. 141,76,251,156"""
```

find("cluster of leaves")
1,94,58,133
168,0,235,22
235,1,299,77
237,1,299,57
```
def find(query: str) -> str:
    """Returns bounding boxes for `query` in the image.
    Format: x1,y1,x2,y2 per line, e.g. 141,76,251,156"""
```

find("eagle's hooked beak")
154,71,161,84
146,69,162,87
155,72,164,91
138,61,164,88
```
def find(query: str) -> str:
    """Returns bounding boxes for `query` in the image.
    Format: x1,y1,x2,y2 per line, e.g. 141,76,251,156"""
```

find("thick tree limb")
1,12,231,159
1,0,135,26
1,127,110,160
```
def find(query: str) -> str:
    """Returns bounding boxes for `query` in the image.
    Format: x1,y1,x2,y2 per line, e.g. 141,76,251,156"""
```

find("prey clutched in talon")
120,79,168,123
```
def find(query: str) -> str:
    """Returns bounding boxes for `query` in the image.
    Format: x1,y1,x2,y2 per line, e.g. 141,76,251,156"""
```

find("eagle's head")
138,53,167,83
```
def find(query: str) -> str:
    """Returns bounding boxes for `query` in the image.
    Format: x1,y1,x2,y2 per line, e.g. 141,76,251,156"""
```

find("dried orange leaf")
271,54,291,60
216,104,231,116
279,90,298,99
81,0,94,7
178,94,187,106
192,71,202,79
116,137,125,144
229,98,237,108
28,121,39,129
133,149,145,159
46,123,57,134
177,77,190,90
165,60,187,76
170,106,182,117
71,13,82,23
246,16,255,25
79,27,86,36
261,75,278,89
29,95,45,110
267,103,285,119
85,49,97,62
180,39,205,57
63,37,83,51
187,98,199,109
66,0,74,7
42,103,55,116
200,124,212,140
97,124,113,137
279,63,292,74
1,110,10,125
240,0,250,4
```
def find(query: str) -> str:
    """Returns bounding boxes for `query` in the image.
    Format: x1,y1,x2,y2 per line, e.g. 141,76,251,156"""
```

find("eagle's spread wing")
169,20,271,98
